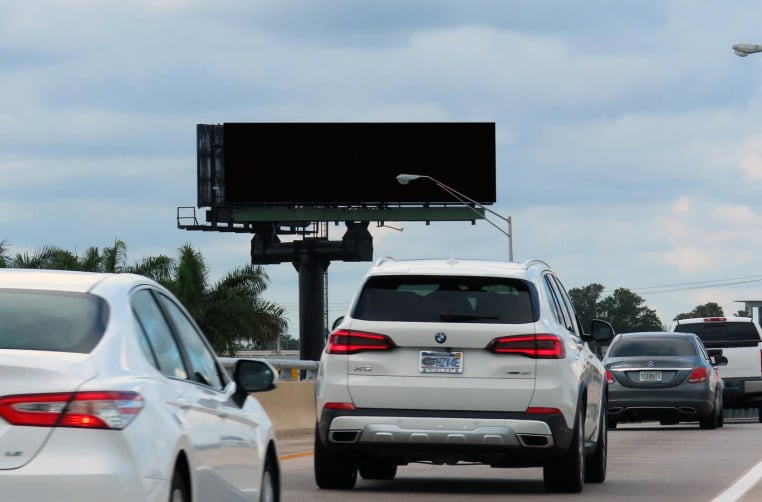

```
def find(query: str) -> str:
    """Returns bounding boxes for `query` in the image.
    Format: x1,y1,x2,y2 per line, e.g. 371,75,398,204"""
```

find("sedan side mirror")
232,359,278,407
712,355,729,367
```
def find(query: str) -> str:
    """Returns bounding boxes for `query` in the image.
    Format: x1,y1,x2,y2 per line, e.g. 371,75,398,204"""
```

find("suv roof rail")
521,259,551,270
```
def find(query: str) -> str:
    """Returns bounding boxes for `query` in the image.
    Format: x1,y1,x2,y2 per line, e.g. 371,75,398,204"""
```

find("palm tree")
101,238,128,273
11,245,64,269
0,239,10,268
162,243,287,355
129,255,175,284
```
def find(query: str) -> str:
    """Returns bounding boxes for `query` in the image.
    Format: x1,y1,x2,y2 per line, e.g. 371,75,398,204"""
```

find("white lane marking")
711,460,762,502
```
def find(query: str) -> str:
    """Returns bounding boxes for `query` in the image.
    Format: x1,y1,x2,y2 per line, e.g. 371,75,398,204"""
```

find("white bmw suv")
314,257,614,493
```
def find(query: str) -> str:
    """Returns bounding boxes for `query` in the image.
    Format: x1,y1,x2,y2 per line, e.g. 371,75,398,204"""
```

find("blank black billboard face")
219,122,496,206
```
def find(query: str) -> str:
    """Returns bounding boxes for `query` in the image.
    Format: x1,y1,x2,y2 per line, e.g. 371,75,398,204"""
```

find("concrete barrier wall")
254,380,316,435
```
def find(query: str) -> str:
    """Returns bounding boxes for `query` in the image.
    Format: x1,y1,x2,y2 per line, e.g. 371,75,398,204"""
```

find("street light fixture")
733,43,762,57
396,173,513,262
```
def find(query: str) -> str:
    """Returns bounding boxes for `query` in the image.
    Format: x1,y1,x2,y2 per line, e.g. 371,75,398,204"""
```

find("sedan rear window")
0,289,108,353
608,337,697,358
353,275,537,323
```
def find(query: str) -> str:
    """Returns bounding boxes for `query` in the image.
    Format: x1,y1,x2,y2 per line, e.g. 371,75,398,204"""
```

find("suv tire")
585,395,607,483
543,403,585,493
359,456,397,480
314,426,358,490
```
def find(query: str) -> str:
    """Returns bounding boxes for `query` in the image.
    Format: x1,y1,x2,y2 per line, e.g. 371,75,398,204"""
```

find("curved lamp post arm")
396,173,513,262
733,43,762,57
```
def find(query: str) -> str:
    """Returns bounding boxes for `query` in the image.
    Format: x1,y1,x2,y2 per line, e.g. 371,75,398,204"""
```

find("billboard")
197,122,496,208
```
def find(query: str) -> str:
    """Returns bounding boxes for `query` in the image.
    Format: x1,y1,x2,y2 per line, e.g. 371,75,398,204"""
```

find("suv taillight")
0,391,144,429
326,329,397,354
486,334,566,359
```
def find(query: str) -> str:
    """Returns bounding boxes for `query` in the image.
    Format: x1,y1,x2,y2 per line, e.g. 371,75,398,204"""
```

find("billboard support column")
295,257,330,367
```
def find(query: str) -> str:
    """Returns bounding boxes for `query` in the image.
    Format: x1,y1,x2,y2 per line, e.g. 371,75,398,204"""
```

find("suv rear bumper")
722,377,762,408
317,407,575,467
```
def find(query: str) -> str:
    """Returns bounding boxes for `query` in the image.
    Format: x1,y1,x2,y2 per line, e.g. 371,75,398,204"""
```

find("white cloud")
740,134,762,181
672,196,691,214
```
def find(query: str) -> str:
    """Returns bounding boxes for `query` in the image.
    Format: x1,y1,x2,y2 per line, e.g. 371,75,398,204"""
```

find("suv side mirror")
590,319,615,342
332,316,345,331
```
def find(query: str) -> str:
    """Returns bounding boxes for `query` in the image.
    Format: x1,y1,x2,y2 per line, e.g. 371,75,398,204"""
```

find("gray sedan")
603,332,727,429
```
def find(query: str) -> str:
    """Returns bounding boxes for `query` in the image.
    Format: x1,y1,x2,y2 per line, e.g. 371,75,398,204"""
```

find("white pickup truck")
671,316,762,422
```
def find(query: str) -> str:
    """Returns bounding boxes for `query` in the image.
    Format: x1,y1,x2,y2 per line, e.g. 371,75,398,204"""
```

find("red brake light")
526,407,562,415
326,329,396,354
323,402,356,411
606,369,615,384
0,391,143,429
486,334,566,359
703,317,726,322
688,367,708,383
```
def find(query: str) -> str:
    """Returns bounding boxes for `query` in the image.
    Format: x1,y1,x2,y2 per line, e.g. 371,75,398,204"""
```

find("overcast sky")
5,1,762,338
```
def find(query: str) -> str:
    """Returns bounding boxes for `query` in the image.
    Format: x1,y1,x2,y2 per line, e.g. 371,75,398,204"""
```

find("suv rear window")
352,275,537,323
0,289,108,353
673,321,761,348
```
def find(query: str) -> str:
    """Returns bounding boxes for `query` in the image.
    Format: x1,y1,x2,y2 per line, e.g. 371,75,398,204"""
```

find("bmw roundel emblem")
435,332,447,344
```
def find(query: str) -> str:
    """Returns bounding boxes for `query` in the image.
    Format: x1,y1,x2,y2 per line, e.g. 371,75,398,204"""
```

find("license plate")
640,370,662,382
420,351,463,373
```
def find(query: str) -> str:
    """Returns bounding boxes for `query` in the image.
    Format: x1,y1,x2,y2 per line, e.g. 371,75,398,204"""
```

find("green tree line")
0,238,288,356
569,283,737,335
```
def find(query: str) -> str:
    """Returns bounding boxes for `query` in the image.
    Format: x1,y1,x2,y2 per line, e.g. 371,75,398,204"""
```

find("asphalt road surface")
277,418,762,501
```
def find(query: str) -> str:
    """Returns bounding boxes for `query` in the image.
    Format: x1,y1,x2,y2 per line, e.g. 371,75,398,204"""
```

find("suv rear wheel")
543,403,585,493
585,396,607,483
314,426,358,489
359,455,397,480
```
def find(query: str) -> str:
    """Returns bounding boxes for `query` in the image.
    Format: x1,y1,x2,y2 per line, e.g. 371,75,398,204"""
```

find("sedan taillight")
687,367,708,383
486,334,566,359
326,329,397,354
606,369,615,384
0,391,144,429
